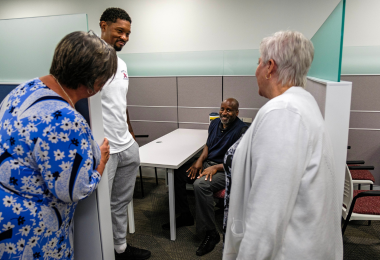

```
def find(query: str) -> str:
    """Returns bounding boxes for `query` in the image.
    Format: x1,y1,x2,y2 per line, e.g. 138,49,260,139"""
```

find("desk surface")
139,128,208,169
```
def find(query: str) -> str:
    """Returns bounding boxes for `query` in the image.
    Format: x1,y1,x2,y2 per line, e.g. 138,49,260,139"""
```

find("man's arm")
197,124,247,182
126,108,136,141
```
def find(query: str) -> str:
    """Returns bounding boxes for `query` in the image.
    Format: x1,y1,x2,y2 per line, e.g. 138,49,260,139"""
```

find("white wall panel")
0,0,340,53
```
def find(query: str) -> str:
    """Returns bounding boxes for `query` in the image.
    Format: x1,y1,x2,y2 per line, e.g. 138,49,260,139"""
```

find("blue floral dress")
0,78,101,259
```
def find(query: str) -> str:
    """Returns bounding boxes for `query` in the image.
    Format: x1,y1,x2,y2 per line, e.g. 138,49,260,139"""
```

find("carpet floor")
126,177,380,260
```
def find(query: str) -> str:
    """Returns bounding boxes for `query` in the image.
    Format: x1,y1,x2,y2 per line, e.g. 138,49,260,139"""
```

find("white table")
139,128,208,241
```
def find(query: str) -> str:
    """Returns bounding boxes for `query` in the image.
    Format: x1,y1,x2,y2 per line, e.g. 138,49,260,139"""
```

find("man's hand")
187,160,203,180
197,165,218,181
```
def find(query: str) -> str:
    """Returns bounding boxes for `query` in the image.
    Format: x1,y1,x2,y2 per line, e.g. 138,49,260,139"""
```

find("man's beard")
221,116,231,124
114,43,122,52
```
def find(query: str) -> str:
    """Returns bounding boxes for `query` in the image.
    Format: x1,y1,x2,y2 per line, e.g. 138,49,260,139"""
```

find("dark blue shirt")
206,117,247,164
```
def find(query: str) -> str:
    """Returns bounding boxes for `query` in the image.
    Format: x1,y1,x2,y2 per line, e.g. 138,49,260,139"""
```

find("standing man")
100,7,151,260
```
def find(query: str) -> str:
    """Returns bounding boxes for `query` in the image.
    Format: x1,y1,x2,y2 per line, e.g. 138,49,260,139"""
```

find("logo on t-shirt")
121,70,128,80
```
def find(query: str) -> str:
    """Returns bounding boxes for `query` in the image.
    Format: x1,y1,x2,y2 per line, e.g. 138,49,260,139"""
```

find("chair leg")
370,184,373,190
342,197,359,235
127,201,135,233
155,167,158,186
342,216,350,235
358,184,361,190
368,220,372,226
139,166,144,198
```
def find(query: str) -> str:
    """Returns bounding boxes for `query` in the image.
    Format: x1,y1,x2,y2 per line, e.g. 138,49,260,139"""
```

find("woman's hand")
100,138,110,164
96,138,110,176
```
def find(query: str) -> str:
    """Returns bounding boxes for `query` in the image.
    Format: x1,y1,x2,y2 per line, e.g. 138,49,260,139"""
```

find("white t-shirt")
101,57,134,154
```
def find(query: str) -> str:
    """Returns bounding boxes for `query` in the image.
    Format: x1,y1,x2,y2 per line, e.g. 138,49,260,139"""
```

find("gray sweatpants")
106,141,140,246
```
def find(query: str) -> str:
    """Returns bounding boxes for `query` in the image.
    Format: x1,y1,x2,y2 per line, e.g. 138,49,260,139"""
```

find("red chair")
342,165,380,234
213,189,225,199
348,165,375,190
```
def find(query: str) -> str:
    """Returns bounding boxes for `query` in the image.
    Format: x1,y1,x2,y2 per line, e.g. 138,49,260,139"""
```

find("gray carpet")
128,177,380,260
343,220,380,260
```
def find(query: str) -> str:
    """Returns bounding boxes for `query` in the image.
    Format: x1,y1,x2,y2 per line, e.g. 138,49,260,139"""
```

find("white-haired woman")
223,31,343,259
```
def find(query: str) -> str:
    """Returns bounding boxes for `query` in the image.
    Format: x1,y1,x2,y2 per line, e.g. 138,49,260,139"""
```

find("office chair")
342,165,380,234
138,166,158,198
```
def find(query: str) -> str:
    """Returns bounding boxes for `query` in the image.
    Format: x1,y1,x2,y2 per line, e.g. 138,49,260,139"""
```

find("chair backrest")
342,165,354,218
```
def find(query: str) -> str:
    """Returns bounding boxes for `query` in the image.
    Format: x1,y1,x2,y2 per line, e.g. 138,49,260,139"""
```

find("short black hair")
100,7,132,25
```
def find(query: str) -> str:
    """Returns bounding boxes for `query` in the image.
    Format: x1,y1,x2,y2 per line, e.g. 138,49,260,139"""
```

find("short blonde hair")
259,31,314,87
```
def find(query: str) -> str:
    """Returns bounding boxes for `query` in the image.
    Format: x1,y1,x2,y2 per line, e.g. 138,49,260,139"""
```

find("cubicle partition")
341,75,380,185
223,76,267,120
308,0,346,82
128,77,178,146
305,79,327,117
306,77,352,198
178,76,222,129
128,75,267,146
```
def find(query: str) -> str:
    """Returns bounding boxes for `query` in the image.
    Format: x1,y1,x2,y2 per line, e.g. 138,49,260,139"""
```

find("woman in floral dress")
0,31,116,259
222,136,243,243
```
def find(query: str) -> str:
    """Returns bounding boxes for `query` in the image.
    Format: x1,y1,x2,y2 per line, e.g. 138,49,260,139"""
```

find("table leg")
167,168,176,241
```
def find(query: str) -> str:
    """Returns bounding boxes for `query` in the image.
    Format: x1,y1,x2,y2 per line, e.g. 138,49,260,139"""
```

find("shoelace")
200,235,211,248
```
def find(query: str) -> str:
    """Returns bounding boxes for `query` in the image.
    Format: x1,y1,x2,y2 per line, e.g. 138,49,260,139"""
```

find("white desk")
139,128,208,241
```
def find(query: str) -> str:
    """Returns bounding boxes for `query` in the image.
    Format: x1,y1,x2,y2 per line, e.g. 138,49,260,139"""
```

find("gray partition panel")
178,107,220,124
128,77,177,106
179,123,209,130
178,77,222,107
347,130,380,184
306,79,326,117
0,84,18,102
131,121,178,147
74,193,102,259
237,110,259,122
341,75,380,111
350,112,380,129
75,98,90,126
128,106,177,122
223,76,267,108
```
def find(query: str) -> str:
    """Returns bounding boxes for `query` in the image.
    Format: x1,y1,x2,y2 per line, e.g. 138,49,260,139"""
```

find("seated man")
162,98,247,256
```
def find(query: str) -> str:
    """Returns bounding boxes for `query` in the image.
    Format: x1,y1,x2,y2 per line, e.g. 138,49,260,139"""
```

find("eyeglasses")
88,30,111,49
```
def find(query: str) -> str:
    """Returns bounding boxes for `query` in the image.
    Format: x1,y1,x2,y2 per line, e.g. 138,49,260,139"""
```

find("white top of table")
139,128,208,169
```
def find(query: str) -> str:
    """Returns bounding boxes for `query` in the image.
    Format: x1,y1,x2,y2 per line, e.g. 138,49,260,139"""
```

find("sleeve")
236,108,310,259
32,112,101,203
